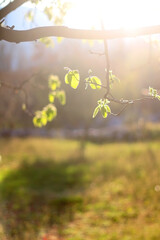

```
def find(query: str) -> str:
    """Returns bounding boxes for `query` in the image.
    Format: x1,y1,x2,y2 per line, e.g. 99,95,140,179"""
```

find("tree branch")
0,0,27,20
1,25,160,43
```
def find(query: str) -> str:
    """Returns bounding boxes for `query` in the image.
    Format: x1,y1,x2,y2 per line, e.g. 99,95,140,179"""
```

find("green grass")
0,138,160,240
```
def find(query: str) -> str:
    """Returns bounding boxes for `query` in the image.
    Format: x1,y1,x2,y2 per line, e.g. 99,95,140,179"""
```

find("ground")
0,138,160,240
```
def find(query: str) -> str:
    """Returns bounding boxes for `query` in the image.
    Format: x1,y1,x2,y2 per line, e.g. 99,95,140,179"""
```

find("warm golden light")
65,0,160,30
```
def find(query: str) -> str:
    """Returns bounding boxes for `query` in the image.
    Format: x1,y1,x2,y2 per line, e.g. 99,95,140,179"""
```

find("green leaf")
22,103,26,111
48,92,55,103
25,10,34,22
41,115,48,126
57,91,66,105
93,98,111,119
43,104,57,122
33,111,47,128
149,87,154,96
83,39,94,46
65,70,80,89
153,89,157,97
44,6,53,21
86,76,101,89
110,75,120,83
106,105,111,113
48,75,61,90
39,37,54,48
109,70,120,86
149,87,160,99
57,37,63,43
157,95,160,101
33,116,43,128
93,106,100,118
101,106,108,118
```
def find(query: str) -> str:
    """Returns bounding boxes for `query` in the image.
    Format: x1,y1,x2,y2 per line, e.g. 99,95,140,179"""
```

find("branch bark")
1,25,160,43
0,0,27,20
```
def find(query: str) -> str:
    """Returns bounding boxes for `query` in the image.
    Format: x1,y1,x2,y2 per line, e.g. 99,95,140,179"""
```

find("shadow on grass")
0,146,133,240
0,157,92,240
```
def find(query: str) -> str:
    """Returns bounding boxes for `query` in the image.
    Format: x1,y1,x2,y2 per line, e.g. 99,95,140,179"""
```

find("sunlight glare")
65,0,160,30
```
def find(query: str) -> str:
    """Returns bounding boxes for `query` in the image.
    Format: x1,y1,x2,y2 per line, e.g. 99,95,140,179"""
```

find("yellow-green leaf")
86,76,102,90
93,106,100,118
33,111,47,127
57,91,66,105
65,70,80,89
101,106,108,118
48,93,55,103
48,75,61,90
39,37,54,48
57,37,63,43
44,6,53,21
43,104,57,122
106,105,111,113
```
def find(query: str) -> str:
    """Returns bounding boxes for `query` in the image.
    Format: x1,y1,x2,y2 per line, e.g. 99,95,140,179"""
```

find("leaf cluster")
33,75,66,127
109,70,120,88
93,99,111,118
33,104,57,127
65,69,80,89
48,75,66,105
149,87,160,100
39,37,54,48
49,90,66,105
64,68,118,119
85,76,102,90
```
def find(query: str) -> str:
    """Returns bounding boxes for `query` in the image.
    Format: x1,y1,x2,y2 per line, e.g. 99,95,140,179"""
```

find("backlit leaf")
65,70,80,89
101,106,108,118
43,104,57,122
57,91,66,105
48,75,61,90
48,93,55,103
86,76,102,89
93,106,100,118
39,37,54,48
33,111,47,128
106,105,111,113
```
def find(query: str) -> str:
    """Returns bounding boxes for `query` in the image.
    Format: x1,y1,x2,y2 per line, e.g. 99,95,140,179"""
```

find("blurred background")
1,1,160,240
1,33,160,141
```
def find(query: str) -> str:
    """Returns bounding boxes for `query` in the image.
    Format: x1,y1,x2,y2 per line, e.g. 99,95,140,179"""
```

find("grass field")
0,138,160,240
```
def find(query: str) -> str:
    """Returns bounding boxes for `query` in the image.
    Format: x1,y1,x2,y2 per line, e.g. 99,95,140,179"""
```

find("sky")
65,0,160,30
1,0,160,30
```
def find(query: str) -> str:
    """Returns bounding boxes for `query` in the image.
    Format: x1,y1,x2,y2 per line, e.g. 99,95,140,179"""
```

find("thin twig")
101,20,110,97
0,73,37,116
0,72,37,90
107,96,153,105
89,50,105,56
111,104,129,116
83,74,153,106
110,96,154,116
21,89,34,117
